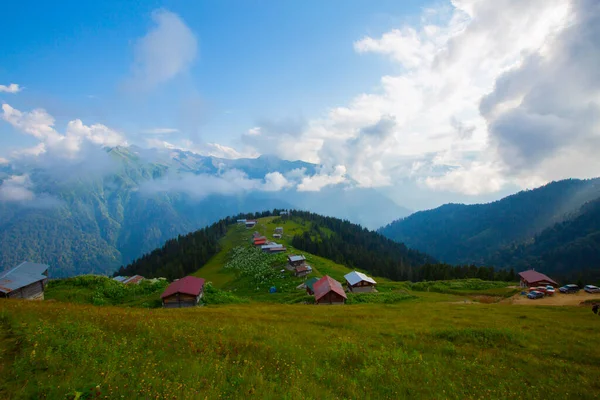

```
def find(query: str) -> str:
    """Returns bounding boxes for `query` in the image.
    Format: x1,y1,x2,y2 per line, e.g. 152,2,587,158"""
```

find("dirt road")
503,290,600,306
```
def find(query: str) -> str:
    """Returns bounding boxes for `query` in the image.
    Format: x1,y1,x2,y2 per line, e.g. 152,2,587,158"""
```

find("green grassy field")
191,217,391,303
9,216,595,398
1,299,599,399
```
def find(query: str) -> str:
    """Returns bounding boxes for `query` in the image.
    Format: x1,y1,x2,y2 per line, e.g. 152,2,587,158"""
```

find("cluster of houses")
300,271,378,305
251,230,287,254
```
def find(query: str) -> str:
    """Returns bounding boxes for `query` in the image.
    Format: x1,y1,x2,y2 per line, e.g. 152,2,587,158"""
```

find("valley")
2,214,600,399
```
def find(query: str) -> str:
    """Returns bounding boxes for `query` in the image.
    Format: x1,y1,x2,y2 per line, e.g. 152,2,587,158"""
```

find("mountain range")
380,178,600,280
0,146,409,277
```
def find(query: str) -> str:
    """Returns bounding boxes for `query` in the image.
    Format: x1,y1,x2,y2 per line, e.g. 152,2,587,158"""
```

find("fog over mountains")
0,146,409,276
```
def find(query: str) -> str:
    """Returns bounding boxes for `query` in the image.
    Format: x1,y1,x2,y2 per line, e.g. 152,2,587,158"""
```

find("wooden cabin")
295,265,312,278
245,220,257,228
344,271,377,293
0,262,49,300
518,270,558,288
304,277,318,295
123,275,145,285
161,276,205,308
273,233,282,239
268,246,287,254
288,255,306,268
313,276,347,305
275,227,284,234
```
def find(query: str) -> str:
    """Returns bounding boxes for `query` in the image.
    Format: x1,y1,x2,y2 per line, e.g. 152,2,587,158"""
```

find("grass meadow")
1,298,600,399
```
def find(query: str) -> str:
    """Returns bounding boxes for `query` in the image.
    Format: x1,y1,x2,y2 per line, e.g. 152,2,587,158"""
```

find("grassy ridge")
1,300,599,399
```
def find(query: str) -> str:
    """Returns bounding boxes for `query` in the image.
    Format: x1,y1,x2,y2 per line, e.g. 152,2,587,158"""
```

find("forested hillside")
489,198,600,282
0,147,409,277
116,211,278,280
380,178,600,266
121,210,516,284
289,211,516,282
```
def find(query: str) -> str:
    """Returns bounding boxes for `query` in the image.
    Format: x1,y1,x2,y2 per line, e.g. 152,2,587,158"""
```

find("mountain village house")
113,275,145,285
287,255,306,268
272,233,282,239
344,271,377,293
294,264,313,277
253,237,267,246
161,276,205,308
313,275,347,305
0,262,49,300
518,270,558,288
245,220,257,228
275,227,283,234
304,277,319,295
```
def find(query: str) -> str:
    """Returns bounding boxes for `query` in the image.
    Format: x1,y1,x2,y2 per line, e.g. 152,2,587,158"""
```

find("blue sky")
1,0,427,149
1,0,598,210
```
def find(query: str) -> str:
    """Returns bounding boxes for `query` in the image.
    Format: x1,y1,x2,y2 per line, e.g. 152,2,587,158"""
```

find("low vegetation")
1,300,599,399
411,279,519,298
46,275,169,308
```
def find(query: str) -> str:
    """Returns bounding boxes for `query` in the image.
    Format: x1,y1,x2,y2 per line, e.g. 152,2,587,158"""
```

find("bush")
202,283,249,305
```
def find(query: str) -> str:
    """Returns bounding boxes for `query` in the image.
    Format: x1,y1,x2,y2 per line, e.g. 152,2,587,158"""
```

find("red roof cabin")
253,238,267,246
518,270,558,288
161,276,205,308
313,275,347,305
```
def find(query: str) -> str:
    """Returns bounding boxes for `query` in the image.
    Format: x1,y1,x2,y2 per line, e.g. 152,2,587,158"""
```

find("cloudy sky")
1,0,598,210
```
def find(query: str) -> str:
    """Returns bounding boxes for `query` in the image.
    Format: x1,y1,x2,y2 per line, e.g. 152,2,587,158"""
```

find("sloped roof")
295,265,312,273
261,243,283,249
0,262,49,294
305,277,319,292
518,270,557,285
313,275,347,301
161,276,205,299
113,276,128,283
288,255,306,263
123,275,144,285
344,271,377,286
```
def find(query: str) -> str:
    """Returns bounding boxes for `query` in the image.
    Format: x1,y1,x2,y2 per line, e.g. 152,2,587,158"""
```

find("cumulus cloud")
128,9,197,90
297,165,348,192
0,157,9,165
481,0,600,183
139,169,291,199
241,0,589,198
1,104,125,160
0,83,21,93
0,175,34,202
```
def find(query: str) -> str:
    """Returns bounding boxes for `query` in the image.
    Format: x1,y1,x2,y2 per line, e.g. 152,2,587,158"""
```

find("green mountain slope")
0,147,409,277
380,178,600,268
489,198,600,282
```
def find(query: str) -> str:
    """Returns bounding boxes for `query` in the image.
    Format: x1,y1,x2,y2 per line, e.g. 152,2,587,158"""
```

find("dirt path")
502,291,600,306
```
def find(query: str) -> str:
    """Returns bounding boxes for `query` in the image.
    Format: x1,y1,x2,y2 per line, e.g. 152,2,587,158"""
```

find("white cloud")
263,172,291,191
129,9,197,90
0,157,9,165
0,83,21,93
140,128,179,134
0,174,35,202
424,162,507,195
241,0,586,197
146,138,257,159
1,104,126,160
139,168,291,199
297,165,348,192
